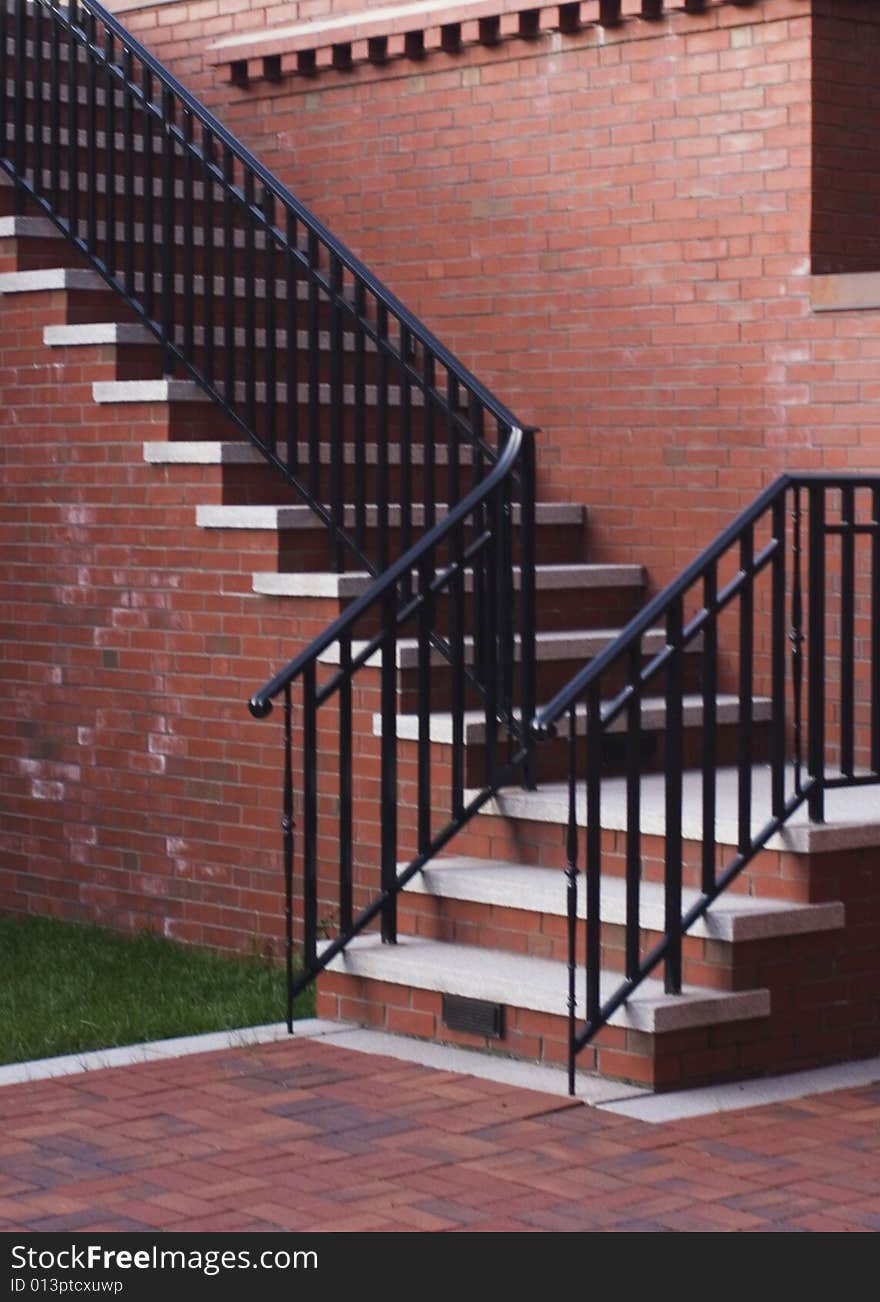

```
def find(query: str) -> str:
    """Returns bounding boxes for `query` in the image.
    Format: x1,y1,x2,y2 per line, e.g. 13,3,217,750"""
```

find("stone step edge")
403,856,846,943
377,694,773,744
196,502,583,530
95,378,426,409
145,439,480,468
474,773,880,857
252,562,644,599
320,624,700,670
0,266,355,306
48,322,376,354
321,934,771,1035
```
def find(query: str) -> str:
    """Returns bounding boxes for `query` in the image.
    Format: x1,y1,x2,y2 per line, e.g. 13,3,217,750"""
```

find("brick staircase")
2,0,879,1096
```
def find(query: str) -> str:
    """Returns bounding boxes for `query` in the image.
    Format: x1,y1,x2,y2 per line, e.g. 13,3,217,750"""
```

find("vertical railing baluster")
872,486,880,777
338,628,353,936
807,484,826,821
380,587,398,943
791,486,805,796
284,209,299,478
262,189,277,456
737,525,754,854
771,494,787,819
302,662,318,969
450,515,466,821
353,278,367,553
160,85,174,373
181,108,194,365
328,251,344,571
85,7,96,250
375,301,389,569
399,324,413,595
13,0,26,212
701,567,717,894
243,168,256,431
519,425,537,788
306,227,320,502
67,0,79,238
565,708,579,1098
470,397,486,686
625,641,641,982
446,373,460,523
422,350,436,533
222,146,234,405
32,0,44,200
417,552,433,856
201,128,215,384
282,684,295,1033
141,66,154,319
498,472,515,763
482,485,499,788
585,684,602,1024
664,597,683,995
840,483,855,780
50,11,61,213
122,45,133,296
103,29,116,277
0,0,7,176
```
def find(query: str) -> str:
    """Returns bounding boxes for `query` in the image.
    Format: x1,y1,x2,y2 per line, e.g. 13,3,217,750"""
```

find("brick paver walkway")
1,1037,878,1232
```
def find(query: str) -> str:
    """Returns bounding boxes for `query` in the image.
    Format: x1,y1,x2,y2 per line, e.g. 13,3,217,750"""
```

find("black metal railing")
249,426,536,1026
535,475,880,1094
1,0,527,578
2,0,538,1016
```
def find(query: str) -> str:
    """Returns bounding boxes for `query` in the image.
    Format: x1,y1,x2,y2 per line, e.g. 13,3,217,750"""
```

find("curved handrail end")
248,695,274,719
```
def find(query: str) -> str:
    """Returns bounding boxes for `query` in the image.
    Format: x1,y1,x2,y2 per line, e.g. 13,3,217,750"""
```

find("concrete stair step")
47,321,377,355
319,625,696,669
251,562,644,600
322,934,770,1035
0,264,352,306
195,501,583,531
144,438,477,468
476,769,880,855
406,856,845,942
0,266,110,294
94,377,423,408
379,695,772,744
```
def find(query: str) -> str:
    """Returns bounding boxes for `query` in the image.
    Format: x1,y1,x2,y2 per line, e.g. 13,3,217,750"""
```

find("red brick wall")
811,0,880,274
109,0,880,594
0,289,281,950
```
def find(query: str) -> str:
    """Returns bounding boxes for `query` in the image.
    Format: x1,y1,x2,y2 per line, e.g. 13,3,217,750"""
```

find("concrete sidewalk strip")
4,1016,880,1128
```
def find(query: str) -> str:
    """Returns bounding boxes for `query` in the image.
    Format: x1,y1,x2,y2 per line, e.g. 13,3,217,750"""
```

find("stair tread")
252,562,644,598
379,695,773,743
0,267,109,293
145,439,479,467
405,856,845,941
97,377,464,410
323,934,770,1033
196,501,583,529
50,322,375,352
476,769,880,855
319,625,696,668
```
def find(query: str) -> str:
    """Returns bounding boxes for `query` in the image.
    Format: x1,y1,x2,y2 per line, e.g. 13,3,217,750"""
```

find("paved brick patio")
1,1037,878,1232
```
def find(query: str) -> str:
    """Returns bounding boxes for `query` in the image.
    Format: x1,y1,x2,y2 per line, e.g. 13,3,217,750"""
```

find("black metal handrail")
1,0,526,576
535,474,880,1094
249,425,537,1026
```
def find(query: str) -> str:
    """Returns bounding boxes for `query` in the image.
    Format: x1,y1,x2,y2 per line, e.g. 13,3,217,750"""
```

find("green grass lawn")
0,913,314,1066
